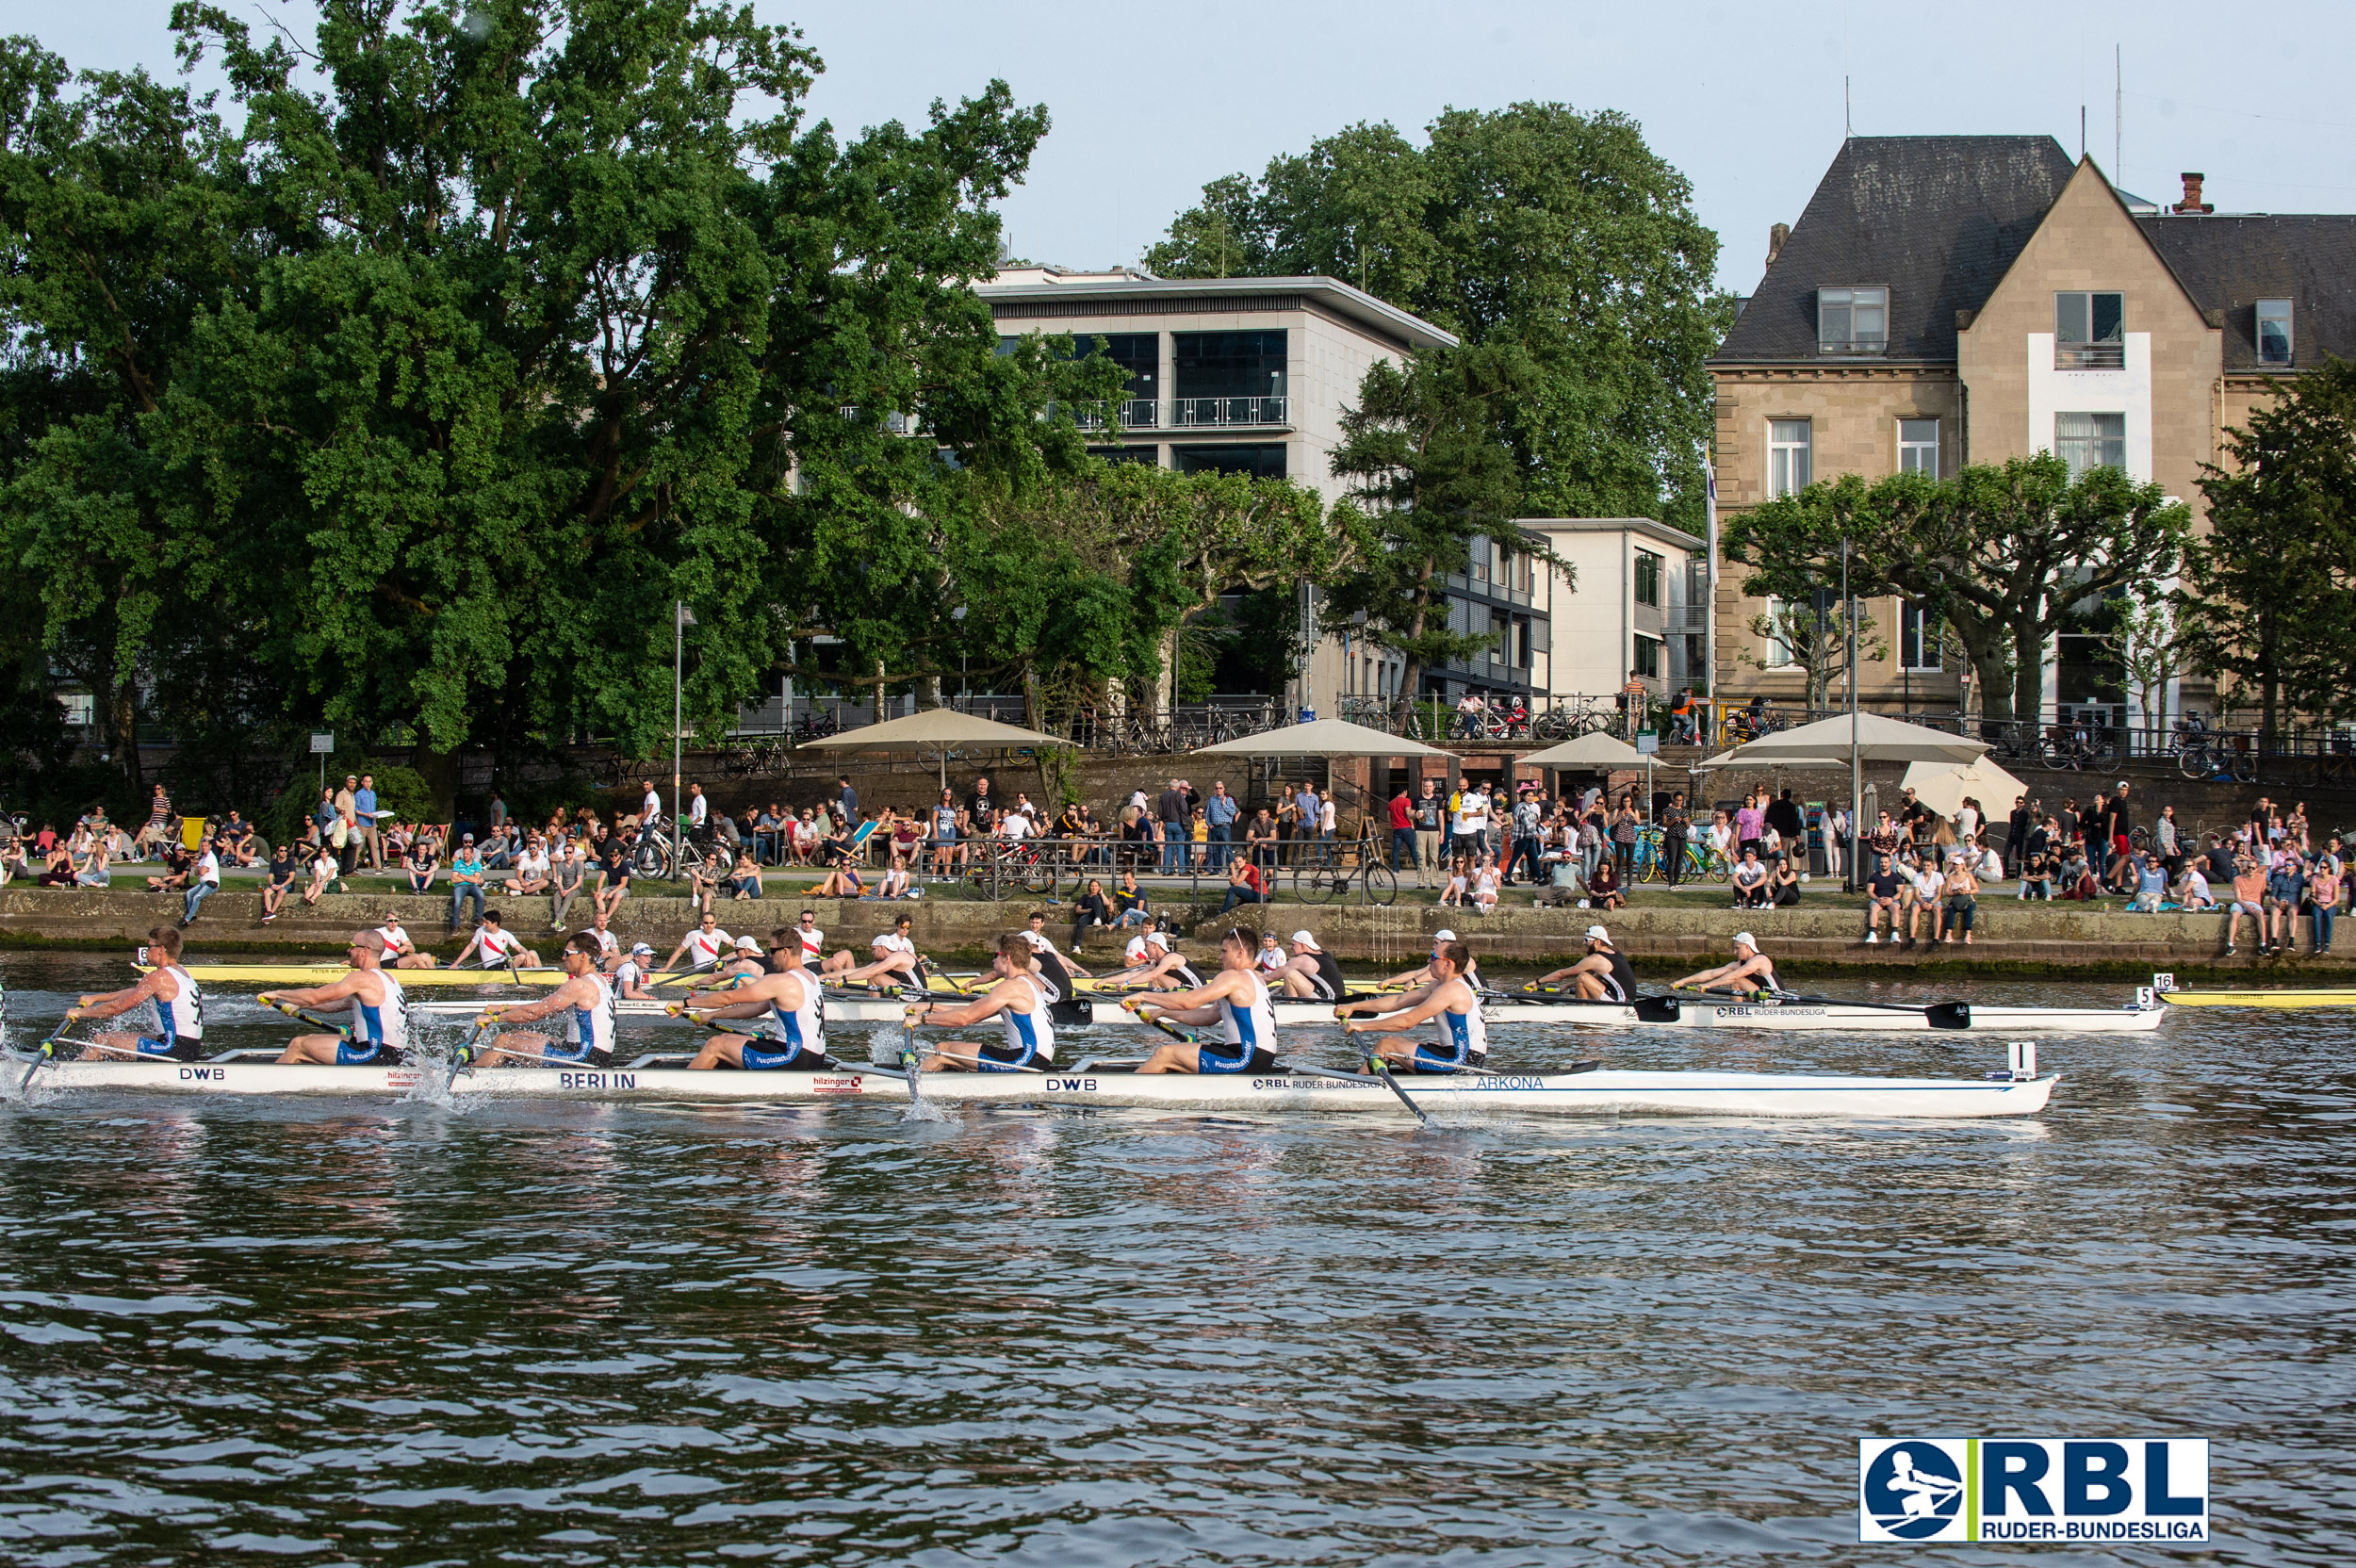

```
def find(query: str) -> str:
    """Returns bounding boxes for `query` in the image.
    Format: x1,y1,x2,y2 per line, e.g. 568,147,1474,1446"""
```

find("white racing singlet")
349,973,408,1052
562,974,615,1058
1432,981,1489,1064
683,927,729,967
474,927,527,968
764,972,823,1053
1001,974,1055,1064
1215,973,1276,1055
155,966,204,1041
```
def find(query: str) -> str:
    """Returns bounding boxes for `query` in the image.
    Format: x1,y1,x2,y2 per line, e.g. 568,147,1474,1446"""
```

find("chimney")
1766,221,1791,268
2173,172,2213,215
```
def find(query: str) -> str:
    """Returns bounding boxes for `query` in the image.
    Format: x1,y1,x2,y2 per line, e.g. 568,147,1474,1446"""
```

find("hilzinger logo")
1858,1438,2208,1544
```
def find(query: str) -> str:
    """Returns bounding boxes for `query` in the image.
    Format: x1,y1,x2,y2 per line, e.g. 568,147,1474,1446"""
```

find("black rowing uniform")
1595,947,1637,1004
1029,944,1091,1031
1303,949,1348,1003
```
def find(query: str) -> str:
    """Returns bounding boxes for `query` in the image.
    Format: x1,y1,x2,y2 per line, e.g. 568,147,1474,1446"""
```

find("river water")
0,954,2347,1566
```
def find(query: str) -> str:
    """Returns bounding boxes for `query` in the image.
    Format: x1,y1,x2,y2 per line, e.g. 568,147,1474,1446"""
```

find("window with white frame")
1768,419,1811,498
1761,597,1795,668
1817,286,1888,353
2055,291,2125,368
2055,413,2126,481
2257,300,2293,366
1897,417,1939,475
1900,602,1942,670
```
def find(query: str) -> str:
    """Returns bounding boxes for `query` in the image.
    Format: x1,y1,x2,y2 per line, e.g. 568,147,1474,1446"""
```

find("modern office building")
1522,517,1710,704
974,268,1551,712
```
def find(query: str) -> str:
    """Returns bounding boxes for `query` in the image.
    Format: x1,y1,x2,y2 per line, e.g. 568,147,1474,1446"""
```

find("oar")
442,1020,488,1094
14,1019,76,1093
1363,1054,1429,1125
259,997,352,1037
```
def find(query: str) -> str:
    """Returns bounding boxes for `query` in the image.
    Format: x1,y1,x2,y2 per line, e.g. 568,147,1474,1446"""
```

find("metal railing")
2056,341,2126,369
908,831,1399,908
1170,395,1288,428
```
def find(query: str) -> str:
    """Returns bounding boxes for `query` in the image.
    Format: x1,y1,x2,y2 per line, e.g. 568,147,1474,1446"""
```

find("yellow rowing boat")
2159,988,2356,1008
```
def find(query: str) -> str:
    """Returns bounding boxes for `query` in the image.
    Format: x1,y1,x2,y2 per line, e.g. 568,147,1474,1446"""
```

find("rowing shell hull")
406,995,2163,1034
2159,989,2356,1009
7,1060,2058,1118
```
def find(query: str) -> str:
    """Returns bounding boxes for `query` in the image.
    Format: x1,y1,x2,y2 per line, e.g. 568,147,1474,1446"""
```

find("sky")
27,1,2356,296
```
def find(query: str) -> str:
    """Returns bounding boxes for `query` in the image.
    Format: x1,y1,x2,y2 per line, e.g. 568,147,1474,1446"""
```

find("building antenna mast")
1844,76,1851,138
2114,44,2122,179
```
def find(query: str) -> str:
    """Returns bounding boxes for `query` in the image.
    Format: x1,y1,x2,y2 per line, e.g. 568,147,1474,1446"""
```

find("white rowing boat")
397,991,2165,1033
4,1054,2058,1118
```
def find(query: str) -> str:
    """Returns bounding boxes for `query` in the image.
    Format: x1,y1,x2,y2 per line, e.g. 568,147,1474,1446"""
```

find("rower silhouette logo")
1860,1441,1966,1540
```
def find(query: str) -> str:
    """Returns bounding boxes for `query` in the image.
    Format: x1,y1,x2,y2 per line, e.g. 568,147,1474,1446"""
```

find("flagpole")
1844,537,1860,892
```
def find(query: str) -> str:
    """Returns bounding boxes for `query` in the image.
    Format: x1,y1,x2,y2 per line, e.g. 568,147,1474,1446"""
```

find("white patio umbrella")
1520,730,1656,819
804,708,1069,788
1721,711,1990,765
1900,754,2028,823
1186,716,1457,759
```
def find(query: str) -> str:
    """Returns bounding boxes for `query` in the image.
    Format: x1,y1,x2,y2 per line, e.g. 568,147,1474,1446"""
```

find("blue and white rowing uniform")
547,973,615,1067
743,974,827,1071
137,966,205,1062
1409,983,1489,1074
976,975,1055,1071
338,974,408,1066
1197,973,1277,1074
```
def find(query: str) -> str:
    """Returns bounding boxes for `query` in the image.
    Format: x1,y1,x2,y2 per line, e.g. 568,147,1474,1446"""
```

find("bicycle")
969,838,1058,899
630,819,725,882
2039,724,2116,773
1288,832,1399,907
2172,726,2253,783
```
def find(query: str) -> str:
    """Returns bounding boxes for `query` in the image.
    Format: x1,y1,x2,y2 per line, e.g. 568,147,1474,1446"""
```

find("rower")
681,930,830,1070
1021,910,1092,977
663,910,732,974
1674,931,1783,998
836,914,924,993
1533,924,1638,1002
1016,926,1094,1032
720,934,768,981
1122,927,1278,1074
1097,916,1196,990
585,909,622,971
904,933,1056,1072
1266,928,1349,1002
62,925,205,1062
472,933,616,1068
261,931,409,1066
453,908,541,970
1340,939,1487,1074
1380,928,1481,991
614,941,660,1001
1253,930,1287,978
373,911,437,970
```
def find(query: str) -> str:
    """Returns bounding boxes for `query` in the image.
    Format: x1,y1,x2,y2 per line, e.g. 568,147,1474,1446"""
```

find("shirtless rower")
470,932,616,1068
1121,927,1278,1074
835,913,926,993
679,929,831,1070
1378,928,1482,991
1673,931,1783,998
452,907,541,970
61,926,205,1062
260,931,409,1066
1339,939,1488,1074
1266,928,1349,1002
902,933,1057,1073
1532,924,1638,1002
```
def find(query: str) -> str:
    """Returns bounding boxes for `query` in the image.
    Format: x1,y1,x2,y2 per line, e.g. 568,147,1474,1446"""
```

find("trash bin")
1297,708,1317,725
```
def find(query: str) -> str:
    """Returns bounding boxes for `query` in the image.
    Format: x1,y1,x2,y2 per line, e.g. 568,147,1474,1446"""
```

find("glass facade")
1001,331,1158,399
1087,445,1159,466
1172,444,1285,480
1172,331,1286,400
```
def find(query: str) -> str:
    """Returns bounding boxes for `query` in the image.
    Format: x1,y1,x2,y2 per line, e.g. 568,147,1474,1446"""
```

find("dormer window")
2257,300,2293,366
1818,286,1888,353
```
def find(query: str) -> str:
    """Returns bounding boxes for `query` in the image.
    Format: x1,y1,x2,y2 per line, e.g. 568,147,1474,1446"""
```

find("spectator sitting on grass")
2174,860,2216,911
144,843,190,895
1729,846,1771,908
1216,853,1268,914
1586,852,1626,911
2127,850,2169,912
1769,854,1802,906
2016,852,2053,901
2057,846,2097,902
303,843,343,906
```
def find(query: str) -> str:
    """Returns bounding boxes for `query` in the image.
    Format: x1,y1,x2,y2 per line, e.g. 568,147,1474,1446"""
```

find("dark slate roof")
2137,215,2356,371
1713,135,2077,363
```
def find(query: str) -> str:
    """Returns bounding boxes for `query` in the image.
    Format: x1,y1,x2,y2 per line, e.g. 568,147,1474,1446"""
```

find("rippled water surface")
0,953,2349,1565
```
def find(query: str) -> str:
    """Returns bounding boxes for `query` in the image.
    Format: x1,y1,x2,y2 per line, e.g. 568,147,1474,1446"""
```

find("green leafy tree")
1726,457,2190,726
2178,359,2356,739
1149,103,1726,530
1322,351,1535,716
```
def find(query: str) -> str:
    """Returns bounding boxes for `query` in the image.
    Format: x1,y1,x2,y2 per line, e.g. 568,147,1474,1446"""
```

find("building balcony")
1063,398,1163,433
2055,341,2125,370
1170,395,1289,429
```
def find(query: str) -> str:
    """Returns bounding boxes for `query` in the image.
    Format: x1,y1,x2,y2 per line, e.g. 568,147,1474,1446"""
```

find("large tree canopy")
1725,456,2190,725
1147,104,1726,531
3,2,1332,812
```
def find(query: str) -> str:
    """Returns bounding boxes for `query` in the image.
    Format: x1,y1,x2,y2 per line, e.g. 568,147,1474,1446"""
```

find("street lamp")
674,600,694,861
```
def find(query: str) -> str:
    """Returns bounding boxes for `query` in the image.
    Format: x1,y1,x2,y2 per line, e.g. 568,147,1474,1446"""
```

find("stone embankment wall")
2,889,2338,979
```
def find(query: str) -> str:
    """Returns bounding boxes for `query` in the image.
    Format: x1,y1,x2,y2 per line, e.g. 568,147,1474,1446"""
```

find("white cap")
1733,931,1759,950
1433,929,1457,943
736,935,761,952
1291,930,1321,952
1585,924,1611,942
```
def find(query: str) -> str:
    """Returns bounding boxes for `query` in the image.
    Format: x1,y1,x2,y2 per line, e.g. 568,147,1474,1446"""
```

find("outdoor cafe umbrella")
1899,754,2028,824
1186,716,1457,760
1520,729,1656,820
804,708,1069,789
1717,711,1988,890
